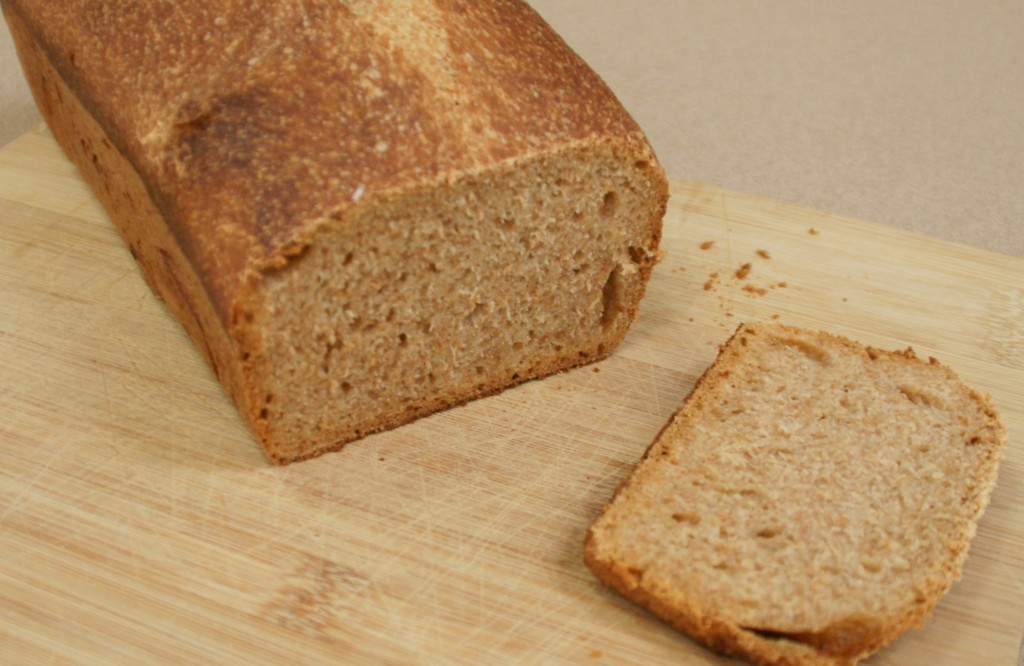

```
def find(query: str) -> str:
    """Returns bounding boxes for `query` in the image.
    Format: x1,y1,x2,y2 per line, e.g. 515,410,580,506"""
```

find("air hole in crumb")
600,267,623,329
862,560,882,573
628,246,645,264
778,337,830,365
465,302,487,327
398,333,408,346
601,191,619,216
476,366,485,375
634,160,649,169
672,512,701,525
898,385,942,409
258,408,269,419
496,216,515,230
756,526,783,538
340,382,352,394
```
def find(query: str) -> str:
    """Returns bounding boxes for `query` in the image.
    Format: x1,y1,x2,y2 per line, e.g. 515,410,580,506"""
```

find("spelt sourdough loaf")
584,323,1006,666
2,0,668,463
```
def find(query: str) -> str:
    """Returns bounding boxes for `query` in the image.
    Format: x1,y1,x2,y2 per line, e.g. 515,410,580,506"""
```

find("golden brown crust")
3,1,252,415
4,0,650,323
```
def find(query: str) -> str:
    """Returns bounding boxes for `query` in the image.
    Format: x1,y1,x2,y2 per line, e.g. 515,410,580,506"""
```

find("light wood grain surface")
2,2,1023,257
1,127,1021,665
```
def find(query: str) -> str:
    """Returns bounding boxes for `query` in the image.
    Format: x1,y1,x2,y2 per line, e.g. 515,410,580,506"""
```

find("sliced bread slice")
584,322,1005,665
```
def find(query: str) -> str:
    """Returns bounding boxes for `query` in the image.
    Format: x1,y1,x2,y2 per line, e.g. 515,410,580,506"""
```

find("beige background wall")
2,1,1021,256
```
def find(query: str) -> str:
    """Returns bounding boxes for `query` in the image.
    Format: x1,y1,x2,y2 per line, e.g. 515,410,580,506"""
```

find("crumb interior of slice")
599,327,999,636
248,144,662,459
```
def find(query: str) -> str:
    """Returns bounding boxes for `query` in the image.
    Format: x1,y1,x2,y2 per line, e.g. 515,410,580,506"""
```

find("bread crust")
584,322,1006,665
3,0,654,322
5,0,668,462
3,1,252,415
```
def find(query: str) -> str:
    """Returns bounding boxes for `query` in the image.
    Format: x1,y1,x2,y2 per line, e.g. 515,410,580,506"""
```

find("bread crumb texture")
585,322,1006,666
253,150,664,462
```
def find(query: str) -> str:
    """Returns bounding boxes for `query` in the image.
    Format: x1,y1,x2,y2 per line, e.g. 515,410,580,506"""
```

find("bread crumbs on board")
698,247,788,328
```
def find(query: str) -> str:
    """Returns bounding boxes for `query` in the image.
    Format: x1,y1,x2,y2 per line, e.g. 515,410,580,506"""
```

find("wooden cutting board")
1,125,1022,665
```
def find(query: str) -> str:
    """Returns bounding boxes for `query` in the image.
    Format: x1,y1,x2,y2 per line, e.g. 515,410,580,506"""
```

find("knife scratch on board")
0,437,69,523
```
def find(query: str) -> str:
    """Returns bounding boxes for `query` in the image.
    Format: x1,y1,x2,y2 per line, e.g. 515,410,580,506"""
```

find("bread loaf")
584,323,1005,665
3,0,668,463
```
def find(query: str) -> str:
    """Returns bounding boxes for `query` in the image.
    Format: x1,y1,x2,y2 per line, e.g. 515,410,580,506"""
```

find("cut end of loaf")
238,143,666,463
584,322,1006,666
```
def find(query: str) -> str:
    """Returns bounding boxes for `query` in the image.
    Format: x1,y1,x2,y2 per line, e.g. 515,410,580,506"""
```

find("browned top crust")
5,0,652,322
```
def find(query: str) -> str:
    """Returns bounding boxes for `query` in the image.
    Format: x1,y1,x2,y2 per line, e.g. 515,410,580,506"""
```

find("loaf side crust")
3,2,250,412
